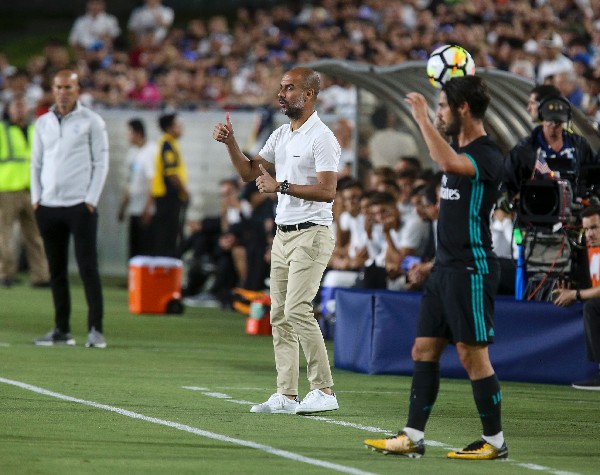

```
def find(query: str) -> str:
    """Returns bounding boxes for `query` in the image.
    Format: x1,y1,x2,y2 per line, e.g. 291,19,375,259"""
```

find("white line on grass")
0,377,375,475
184,386,581,475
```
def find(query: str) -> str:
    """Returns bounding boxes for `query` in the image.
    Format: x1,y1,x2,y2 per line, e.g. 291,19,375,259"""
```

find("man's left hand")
256,164,279,193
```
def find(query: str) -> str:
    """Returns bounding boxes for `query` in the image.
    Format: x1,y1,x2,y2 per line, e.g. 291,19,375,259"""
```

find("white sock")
402,427,424,442
482,431,504,449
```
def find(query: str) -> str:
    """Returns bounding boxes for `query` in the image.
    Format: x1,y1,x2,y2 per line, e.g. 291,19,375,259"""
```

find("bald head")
287,67,320,97
54,69,79,83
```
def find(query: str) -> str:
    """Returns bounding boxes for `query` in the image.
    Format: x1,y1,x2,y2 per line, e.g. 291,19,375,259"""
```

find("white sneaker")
295,389,339,414
85,329,107,349
250,393,299,414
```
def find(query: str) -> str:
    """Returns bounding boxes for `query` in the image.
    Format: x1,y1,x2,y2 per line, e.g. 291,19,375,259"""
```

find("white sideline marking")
185,386,582,475
308,416,389,434
0,377,375,475
202,392,231,399
226,399,257,405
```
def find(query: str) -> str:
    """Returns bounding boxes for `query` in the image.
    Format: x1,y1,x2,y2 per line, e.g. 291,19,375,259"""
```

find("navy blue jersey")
436,135,503,273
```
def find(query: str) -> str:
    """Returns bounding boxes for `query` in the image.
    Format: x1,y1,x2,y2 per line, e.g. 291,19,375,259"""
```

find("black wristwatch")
576,289,582,301
279,180,290,195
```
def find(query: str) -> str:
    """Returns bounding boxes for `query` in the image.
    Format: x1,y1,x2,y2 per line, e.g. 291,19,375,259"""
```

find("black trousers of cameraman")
583,298,600,363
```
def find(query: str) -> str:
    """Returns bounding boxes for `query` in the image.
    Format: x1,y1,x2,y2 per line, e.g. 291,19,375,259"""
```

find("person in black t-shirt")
364,76,507,461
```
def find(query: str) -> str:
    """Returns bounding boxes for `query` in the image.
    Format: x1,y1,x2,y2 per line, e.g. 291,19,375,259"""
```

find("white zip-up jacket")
30,102,109,207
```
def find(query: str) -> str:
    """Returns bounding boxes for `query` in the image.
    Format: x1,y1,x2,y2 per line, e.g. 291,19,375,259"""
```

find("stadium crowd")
1,0,600,125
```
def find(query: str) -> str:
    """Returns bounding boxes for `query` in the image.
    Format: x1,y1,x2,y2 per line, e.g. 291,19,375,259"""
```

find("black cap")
539,97,570,123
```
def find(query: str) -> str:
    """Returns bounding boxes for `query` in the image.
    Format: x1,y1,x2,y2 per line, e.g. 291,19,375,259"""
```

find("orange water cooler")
128,256,184,314
245,295,272,335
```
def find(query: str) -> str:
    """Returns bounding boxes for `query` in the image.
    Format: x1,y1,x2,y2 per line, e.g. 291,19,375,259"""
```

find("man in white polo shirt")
213,67,340,414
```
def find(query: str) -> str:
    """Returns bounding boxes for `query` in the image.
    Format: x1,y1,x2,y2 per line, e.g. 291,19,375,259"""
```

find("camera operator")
502,95,598,299
504,95,596,202
553,205,600,390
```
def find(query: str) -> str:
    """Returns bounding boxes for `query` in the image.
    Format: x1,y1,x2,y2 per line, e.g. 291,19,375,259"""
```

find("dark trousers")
128,215,153,259
583,298,600,363
152,196,186,258
35,204,103,333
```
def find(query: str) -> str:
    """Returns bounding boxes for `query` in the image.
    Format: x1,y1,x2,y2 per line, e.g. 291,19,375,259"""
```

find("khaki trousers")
269,224,335,395
0,190,49,283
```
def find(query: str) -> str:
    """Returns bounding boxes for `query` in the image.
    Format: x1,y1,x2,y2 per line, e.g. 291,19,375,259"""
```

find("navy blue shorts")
417,263,500,344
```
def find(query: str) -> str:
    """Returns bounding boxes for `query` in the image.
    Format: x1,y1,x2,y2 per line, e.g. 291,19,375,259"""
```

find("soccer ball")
426,44,475,89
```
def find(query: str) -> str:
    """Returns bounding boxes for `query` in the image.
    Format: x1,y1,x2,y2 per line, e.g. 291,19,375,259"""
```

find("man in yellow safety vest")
0,95,49,287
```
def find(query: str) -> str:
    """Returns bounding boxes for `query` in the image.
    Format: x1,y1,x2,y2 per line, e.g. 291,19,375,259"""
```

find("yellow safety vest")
0,121,34,192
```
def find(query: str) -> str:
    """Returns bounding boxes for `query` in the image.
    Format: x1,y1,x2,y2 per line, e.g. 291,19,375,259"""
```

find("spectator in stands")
406,181,439,290
318,77,357,119
127,0,174,46
393,156,422,175
396,168,419,217
589,20,600,68
41,39,71,80
0,53,16,89
368,104,418,169
366,165,396,191
127,68,161,108
328,179,366,274
537,32,574,84
0,95,50,288
148,112,188,257
68,0,121,61
582,69,600,128
553,70,584,109
331,118,354,178
365,76,507,460
0,69,43,112
118,118,156,259
553,205,600,390
358,190,429,290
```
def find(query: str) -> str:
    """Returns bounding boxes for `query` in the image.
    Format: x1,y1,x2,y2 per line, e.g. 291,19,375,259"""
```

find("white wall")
95,109,261,276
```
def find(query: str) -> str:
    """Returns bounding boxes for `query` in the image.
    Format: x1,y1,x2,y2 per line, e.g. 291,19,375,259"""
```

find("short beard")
444,112,461,137
283,93,305,120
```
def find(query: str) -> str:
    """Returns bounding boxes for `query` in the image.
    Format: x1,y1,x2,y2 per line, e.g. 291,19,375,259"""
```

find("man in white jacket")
31,69,109,348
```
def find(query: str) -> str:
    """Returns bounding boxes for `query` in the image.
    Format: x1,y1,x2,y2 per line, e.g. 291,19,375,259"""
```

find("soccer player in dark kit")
364,75,507,460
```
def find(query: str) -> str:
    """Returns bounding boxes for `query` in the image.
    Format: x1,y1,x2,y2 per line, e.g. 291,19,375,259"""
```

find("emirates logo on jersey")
440,174,460,200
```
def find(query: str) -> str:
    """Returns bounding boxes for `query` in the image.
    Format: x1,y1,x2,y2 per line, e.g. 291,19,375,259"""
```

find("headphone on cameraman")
537,95,572,122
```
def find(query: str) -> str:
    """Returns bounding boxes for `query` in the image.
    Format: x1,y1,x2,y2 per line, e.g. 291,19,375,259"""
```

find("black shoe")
572,374,600,391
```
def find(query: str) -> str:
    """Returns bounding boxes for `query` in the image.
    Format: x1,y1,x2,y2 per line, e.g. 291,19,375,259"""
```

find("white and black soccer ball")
426,44,476,89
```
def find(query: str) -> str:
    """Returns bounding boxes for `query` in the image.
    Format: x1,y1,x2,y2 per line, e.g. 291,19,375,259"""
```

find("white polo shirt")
259,111,340,226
